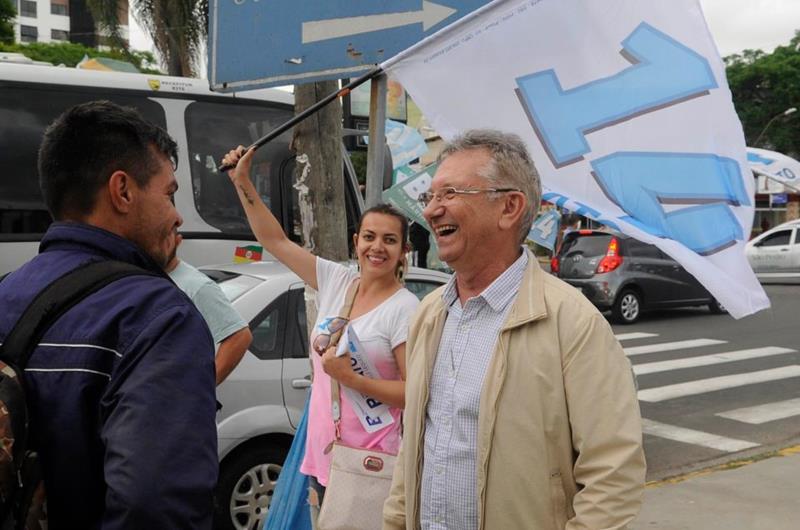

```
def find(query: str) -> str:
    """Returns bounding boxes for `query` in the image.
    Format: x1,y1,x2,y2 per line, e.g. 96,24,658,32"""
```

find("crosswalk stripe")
716,397,800,425
638,365,800,402
625,338,726,357
633,347,797,376
641,419,759,452
615,332,659,341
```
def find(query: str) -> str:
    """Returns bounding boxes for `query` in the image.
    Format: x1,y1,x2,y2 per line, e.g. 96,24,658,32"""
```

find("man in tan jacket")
383,129,645,530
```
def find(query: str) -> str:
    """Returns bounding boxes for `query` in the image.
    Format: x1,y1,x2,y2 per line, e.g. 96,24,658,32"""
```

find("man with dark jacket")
0,101,218,528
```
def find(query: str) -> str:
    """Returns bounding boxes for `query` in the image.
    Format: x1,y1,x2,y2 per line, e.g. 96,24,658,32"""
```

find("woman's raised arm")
223,146,318,289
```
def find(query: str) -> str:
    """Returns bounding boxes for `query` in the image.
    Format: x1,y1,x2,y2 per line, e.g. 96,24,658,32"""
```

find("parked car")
746,219,800,279
550,230,724,324
206,260,450,530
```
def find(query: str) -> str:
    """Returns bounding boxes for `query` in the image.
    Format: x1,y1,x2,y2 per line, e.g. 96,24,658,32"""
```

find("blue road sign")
209,0,492,91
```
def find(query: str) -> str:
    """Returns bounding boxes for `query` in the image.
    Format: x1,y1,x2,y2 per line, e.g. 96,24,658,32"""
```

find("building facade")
13,0,128,46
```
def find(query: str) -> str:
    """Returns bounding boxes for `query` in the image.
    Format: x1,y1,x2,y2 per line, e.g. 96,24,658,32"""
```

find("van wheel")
613,289,641,324
214,444,289,530
709,298,727,314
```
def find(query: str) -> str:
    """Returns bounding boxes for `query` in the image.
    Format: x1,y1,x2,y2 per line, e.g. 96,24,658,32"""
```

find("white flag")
382,0,770,318
747,147,800,192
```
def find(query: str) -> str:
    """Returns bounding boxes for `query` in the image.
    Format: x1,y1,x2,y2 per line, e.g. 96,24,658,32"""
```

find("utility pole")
291,81,349,262
292,81,350,331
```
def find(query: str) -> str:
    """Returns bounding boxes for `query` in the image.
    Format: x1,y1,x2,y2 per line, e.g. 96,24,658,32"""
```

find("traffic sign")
209,0,493,91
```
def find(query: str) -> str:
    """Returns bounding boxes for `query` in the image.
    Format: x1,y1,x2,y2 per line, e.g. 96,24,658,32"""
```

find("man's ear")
107,170,135,214
498,192,527,232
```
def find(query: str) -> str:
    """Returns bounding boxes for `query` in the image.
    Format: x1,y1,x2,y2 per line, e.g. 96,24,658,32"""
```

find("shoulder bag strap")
329,279,359,440
0,260,155,370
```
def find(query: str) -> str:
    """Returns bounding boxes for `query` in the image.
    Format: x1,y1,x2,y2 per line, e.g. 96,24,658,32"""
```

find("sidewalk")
632,446,800,530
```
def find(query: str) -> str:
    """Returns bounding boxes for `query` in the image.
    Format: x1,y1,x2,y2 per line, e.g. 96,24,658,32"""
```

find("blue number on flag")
591,152,749,255
532,214,556,239
747,152,774,166
515,22,718,167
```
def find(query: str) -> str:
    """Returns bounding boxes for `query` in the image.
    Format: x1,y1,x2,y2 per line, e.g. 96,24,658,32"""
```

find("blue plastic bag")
263,395,312,530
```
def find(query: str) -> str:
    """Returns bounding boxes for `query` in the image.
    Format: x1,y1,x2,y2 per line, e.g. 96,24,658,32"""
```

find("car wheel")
709,298,727,314
613,289,641,324
214,443,289,530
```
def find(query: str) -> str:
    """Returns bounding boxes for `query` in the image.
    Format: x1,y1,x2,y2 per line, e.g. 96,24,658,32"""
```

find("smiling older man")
383,129,645,530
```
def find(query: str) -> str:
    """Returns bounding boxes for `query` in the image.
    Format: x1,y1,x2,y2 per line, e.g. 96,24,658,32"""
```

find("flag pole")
217,67,383,172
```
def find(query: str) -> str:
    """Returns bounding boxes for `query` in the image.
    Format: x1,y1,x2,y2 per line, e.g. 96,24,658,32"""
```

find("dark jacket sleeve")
99,302,217,530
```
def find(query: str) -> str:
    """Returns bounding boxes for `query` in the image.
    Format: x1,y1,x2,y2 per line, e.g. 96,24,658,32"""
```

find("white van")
0,63,365,275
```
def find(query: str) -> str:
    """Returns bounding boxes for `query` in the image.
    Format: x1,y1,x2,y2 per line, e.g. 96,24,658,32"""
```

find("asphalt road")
607,283,800,480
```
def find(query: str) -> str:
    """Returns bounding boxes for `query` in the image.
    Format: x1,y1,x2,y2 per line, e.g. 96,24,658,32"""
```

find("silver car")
204,260,450,530
746,220,800,279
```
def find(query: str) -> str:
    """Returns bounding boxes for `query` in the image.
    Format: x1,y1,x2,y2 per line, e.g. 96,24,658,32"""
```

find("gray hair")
438,129,541,244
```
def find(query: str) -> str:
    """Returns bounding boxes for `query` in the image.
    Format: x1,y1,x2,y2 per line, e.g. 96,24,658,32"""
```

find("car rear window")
560,233,612,258
202,270,262,301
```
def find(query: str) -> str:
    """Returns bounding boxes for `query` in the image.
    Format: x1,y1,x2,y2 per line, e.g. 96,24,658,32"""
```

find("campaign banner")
335,327,395,434
382,162,438,227
364,120,429,170
528,209,561,251
382,0,769,318
747,147,800,191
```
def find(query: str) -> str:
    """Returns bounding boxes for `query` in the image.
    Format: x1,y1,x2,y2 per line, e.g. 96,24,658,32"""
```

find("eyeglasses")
312,317,349,355
417,186,521,207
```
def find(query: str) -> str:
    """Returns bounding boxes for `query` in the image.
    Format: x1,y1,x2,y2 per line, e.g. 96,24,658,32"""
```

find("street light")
753,107,798,147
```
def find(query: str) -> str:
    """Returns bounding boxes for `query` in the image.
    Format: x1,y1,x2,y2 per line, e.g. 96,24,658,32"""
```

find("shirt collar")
39,222,166,274
440,248,529,312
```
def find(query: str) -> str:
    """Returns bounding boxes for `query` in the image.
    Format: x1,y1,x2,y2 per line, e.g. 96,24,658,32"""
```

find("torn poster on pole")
381,0,770,318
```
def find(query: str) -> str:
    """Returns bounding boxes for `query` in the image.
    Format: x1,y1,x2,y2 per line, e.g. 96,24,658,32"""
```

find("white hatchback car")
746,220,800,279
204,260,450,530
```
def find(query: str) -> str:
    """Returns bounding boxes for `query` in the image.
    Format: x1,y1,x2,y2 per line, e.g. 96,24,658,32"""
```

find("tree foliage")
88,0,207,77
0,0,15,44
725,31,800,157
0,41,162,73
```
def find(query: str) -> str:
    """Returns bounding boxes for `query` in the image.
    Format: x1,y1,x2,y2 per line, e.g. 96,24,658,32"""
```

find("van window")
184,101,294,235
0,85,167,240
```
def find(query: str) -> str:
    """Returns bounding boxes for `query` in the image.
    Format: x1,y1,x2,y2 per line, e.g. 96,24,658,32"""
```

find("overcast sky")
699,0,799,56
129,1,800,73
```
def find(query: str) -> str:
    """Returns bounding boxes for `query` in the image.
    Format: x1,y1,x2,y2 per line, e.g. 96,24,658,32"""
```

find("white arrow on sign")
302,1,457,44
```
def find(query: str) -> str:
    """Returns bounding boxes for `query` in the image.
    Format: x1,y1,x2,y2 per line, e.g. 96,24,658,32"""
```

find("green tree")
0,41,162,73
88,0,207,77
0,0,15,44
726,31,800,157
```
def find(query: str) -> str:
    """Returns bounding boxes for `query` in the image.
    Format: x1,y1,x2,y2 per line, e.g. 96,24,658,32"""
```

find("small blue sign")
771,193,788,205
209,0,492,91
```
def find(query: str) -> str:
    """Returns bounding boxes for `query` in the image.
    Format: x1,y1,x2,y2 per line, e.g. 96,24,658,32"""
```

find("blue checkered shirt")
420,250,528,530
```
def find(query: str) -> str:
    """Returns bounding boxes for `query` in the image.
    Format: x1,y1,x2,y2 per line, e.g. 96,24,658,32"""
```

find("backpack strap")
0,260,156,370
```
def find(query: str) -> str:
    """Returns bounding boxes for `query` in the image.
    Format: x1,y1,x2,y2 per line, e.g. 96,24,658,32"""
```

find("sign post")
366,75,389,208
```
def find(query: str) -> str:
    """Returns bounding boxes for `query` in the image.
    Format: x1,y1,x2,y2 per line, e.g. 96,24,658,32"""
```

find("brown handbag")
315,280,398,530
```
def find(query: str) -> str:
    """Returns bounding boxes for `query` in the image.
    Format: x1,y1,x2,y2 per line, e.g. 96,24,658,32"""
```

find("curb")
645,444,800,489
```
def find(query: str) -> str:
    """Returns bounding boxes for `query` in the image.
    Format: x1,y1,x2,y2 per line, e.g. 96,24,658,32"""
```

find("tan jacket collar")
501,249,548,330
